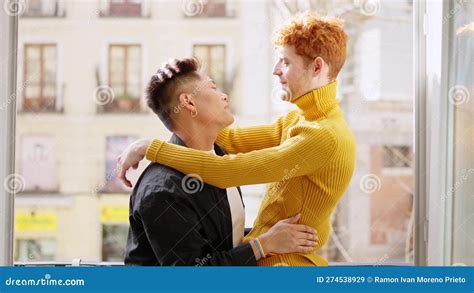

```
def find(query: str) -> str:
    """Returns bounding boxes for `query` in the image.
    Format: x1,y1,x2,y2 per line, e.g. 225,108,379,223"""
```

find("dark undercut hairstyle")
146,57,201,130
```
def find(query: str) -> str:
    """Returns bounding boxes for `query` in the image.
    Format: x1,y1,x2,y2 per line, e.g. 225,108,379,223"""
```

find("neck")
174,122,218,151
291,80,339,121
306,79,334,95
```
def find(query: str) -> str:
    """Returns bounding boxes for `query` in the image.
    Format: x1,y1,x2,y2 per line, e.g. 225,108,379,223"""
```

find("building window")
382,145,411,168
23,44,57,112
15,239,56,262
20,135,57,192
22,0,63,17
368,145,414,256
185,0,232,18
101,0,144,17
193,44,226,91
99,44,142,113
103,136,137,192
102,224,128,261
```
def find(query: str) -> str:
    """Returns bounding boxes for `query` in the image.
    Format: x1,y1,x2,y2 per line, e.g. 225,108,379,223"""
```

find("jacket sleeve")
215,110,298,154
139,188,256,266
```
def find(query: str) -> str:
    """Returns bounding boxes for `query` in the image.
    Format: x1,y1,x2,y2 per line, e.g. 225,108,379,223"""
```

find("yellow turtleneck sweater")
146,81,356,266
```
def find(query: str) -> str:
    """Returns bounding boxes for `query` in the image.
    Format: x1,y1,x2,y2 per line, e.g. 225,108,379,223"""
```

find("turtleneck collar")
291,80,339,121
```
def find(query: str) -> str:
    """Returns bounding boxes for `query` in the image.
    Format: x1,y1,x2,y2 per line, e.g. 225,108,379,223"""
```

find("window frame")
18,39,63,113
192,43,227,91
183,0,235,18
0,2,17,266
99,0,149,18
21,0,66,18
22,43,58,112
188,38,233,112
98,39,147,114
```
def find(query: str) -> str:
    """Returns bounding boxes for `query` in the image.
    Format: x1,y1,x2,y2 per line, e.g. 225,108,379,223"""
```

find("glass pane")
25,46,41,81
43,84,56,98
126,83,141,99
110,46,125,87
25,0,58,17
102,225,128,261
25,45,40,60
104,136,138,192
193,45,226,90
301,1,414,264
193,45,209,65
210,45,225,89
15,239,56,262
126,46,141,98
108,0,142,17
14,1,415,265
25,84,40,99
449,0,474,266
43,45,56,61
110,83,125,96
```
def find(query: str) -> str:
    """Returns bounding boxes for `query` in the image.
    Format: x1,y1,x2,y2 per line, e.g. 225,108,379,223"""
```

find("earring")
191,109,198,117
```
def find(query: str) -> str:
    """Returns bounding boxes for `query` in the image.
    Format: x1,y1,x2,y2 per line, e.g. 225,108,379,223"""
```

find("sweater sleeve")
146,123,338,188
215,110,298,154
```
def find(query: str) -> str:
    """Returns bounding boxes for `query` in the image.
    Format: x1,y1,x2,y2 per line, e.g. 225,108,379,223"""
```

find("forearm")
216,111,298,154
216,125,281,154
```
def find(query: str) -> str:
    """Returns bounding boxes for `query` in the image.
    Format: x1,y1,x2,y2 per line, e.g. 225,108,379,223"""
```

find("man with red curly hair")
118,12,356,266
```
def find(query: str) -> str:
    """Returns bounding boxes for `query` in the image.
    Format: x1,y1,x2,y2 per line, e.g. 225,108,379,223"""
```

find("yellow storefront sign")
100,205,129,224
15,213,57,232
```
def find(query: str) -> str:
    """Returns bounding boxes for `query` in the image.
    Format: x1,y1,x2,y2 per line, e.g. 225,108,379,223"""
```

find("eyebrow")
209,79,216,86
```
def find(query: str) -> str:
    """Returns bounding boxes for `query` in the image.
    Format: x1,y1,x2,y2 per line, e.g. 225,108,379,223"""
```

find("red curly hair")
274,12,347,80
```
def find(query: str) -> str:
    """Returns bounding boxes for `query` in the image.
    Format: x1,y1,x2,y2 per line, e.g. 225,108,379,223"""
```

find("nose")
273,62,282,76
221,93,229,102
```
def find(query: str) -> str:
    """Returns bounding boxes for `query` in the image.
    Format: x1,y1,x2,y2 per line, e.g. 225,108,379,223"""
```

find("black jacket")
124,134,256,266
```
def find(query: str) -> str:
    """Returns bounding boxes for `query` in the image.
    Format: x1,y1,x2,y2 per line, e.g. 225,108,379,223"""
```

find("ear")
312,57,324,76
177,93,196,112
